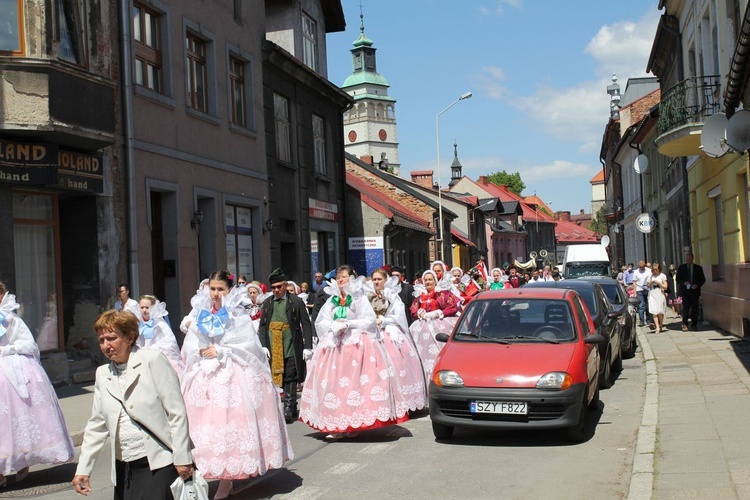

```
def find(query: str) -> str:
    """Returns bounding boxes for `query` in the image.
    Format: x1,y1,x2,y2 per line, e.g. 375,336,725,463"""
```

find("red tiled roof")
451,227,475,247
346,171,431,229
620,88,661,124
590,169,605,184
410,170,433,176
469,178,555,223
555,219,600,243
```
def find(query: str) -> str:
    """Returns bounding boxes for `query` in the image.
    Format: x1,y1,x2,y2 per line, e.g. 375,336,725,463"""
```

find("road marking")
278,486,332,499
325,462,365,474
359,442,397,454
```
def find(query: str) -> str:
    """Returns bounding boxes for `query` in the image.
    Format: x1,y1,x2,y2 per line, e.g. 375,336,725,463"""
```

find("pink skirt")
381,326,427,414
182,358,293,480
0,354,74,475
409,316,459,383
300,333,403,433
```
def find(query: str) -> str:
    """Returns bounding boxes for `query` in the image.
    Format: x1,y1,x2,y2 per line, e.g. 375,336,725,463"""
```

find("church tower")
341,12,400,175
448,142,463,188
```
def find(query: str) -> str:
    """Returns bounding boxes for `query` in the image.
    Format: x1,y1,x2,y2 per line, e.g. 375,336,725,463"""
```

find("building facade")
1,0,122,381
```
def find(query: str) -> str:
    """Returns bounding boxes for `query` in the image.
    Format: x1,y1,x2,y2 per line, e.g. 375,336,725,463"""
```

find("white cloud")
479,0,522,17
471,66,509,100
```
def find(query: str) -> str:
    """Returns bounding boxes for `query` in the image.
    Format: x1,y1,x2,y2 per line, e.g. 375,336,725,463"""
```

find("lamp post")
436,91,472,262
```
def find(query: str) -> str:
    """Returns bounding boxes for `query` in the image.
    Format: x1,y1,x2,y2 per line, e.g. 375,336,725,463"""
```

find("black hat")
268,268,287,284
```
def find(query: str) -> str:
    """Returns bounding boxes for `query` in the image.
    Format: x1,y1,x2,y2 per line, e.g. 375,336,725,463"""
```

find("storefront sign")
636,213,656,234
0,139,58,184
348,237,384,276
309,198,339,221
56,149,104,193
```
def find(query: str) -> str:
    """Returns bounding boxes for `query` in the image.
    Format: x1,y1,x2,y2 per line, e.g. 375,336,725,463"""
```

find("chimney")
479,175,488,185
360,155,374,166
410,170,434,189
559,211,572,222
580,209,585,215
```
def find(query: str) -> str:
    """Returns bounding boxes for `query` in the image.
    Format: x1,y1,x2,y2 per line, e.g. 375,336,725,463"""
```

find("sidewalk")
629,314,750,499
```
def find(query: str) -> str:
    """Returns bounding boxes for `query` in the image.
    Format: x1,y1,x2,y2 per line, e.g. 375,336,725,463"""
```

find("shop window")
225,205,254,280
274,93,291,163
12,193,61,352
133,2,163,92
57,0,86,65
0,0,24,54
186,31,208,112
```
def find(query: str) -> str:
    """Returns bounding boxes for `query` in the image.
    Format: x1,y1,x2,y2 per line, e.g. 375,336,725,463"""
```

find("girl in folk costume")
367,269,427,415
431,260,447,282
243,281,269,332
181,271,292,499
300,265,401,440
127,295,185,380
409,270,462,383
488,267,506,290
0,283,74,488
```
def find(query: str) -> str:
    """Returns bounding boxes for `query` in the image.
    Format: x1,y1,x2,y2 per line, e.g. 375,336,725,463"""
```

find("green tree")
487,171,526,195
589,205,609,235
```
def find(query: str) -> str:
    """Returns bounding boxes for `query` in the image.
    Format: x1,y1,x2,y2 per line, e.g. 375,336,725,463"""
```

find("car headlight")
434,370,465,388
536,372,572,390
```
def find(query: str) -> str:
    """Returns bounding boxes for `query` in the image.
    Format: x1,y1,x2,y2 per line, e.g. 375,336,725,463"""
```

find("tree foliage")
487,171,526,195
588,205,609,235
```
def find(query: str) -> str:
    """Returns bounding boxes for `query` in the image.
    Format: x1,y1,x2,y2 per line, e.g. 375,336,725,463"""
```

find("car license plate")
470,401,528,414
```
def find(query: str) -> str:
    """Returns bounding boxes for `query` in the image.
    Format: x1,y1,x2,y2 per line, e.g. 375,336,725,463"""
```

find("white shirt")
115,298,138,312
633,267,652,291
113,363,147,462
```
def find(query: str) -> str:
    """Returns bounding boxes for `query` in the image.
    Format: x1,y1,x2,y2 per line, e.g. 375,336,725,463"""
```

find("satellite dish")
726,109,750,152
539,249,548,258
633,154,649,174
700,112,729,158
530,251,538,260
601,235,610,247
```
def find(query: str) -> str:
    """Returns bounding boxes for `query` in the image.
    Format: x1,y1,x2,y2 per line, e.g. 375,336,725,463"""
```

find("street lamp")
436,91,472,262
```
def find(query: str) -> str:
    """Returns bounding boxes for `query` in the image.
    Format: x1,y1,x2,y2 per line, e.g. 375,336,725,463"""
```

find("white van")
562,244,611,279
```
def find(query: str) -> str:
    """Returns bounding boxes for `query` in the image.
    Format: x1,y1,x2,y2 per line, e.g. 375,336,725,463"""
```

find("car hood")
435,341,578,388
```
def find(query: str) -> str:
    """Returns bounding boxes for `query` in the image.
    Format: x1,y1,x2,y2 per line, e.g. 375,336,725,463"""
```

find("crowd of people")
0,252,705,499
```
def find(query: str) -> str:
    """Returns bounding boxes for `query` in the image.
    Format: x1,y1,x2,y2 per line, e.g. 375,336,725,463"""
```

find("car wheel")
588,382,600,411
612,342,623,372
566,394,588,442
600,350,613,389
623,328,636,359
432,421,454,440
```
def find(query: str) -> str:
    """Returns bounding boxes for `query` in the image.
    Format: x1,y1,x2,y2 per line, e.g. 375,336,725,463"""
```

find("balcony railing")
658,75,722,133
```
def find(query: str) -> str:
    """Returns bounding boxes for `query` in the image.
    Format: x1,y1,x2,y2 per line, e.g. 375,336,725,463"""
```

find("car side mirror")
435,333,450,343
627,296,640,306
585,333,606,345
607,310,621,320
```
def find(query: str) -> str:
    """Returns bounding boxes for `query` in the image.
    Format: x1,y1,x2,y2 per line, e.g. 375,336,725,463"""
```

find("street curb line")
628,325,657,500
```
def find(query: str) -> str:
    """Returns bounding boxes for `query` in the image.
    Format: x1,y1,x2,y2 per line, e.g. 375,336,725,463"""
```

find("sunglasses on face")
271,284,284,290
238,281,246,285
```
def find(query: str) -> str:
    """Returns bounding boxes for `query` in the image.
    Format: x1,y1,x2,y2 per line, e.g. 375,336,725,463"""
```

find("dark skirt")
114,457,178,500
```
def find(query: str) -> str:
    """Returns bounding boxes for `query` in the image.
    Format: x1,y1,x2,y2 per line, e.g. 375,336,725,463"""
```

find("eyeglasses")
270,284,284,290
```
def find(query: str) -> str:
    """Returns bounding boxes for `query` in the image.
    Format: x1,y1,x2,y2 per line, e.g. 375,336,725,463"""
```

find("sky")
326,0,661,215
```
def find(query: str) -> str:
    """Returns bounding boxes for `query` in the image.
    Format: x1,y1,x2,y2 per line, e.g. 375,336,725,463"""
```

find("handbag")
170,469,209,500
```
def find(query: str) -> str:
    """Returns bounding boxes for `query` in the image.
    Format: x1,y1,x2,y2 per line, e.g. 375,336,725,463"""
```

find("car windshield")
566,264,609,278
454,298,577,342
599,283,623,305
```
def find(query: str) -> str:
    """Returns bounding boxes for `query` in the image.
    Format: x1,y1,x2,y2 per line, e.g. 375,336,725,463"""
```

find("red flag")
465,279,479,297
476,260,488,283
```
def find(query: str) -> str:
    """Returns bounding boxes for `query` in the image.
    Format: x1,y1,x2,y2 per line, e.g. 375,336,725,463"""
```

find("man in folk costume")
258,268,313,423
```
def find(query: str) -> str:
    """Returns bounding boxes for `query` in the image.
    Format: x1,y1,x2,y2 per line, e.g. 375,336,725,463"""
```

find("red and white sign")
309,198,338,221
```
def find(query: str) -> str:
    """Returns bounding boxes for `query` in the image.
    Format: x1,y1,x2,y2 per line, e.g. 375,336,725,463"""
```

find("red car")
429,288,604,442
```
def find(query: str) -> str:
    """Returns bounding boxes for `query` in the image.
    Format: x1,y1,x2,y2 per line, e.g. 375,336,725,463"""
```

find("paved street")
2,315,750,499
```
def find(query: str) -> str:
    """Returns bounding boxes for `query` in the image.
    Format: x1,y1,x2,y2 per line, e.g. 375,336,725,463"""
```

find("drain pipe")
119,0,139,295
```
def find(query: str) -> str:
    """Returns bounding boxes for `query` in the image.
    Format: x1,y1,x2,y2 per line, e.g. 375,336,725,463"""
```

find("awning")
392,214,434,234
451,228,475,247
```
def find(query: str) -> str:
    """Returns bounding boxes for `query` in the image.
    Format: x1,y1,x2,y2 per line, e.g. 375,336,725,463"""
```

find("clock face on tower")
379,129,387,141
348,130,357,143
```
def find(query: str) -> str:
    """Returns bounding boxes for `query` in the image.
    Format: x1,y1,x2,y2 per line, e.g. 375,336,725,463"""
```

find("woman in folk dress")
128,295,184,380
300,265,400,440
181,271,292,499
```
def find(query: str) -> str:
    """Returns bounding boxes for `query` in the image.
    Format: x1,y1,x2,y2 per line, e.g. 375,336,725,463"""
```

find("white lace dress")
180,287,292,479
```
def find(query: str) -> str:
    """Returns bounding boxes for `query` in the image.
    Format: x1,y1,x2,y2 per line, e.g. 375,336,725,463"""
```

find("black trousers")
682,293,700,327
114,457,178,500
283,357,298,410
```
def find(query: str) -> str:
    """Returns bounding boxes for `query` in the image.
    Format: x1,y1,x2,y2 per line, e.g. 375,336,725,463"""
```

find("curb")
628,324,658,499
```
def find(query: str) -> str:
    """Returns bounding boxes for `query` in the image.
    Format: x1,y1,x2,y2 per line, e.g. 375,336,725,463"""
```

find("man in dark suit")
391,266,414,326
675,251,706,331
258,268,313,423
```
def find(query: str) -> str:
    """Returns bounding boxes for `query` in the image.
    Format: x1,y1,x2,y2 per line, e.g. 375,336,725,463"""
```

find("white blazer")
75,346,193,484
